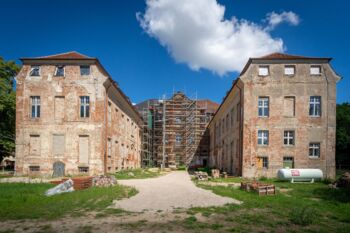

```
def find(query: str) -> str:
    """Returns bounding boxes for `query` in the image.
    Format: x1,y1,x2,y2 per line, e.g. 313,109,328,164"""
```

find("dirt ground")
114,171,241,211
0,172,242,233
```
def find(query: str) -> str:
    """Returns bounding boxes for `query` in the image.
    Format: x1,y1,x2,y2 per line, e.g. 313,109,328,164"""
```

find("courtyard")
0,170,349,233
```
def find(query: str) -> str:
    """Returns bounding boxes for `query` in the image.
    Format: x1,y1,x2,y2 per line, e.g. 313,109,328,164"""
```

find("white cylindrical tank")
277,168,323,181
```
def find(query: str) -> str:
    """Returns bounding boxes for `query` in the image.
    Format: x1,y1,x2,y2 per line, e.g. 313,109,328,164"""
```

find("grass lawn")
114,168,164,180
181,179,350,232
0,183,137,220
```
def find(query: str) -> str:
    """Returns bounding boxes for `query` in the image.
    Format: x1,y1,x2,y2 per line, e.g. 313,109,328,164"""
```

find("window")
284,131,295,146
283,157,294,168
175,134,182,145
29,135,41,156
258,157,269,169
80,65,90,75
31,96,40,118
258,130,269,145
29,166,40,172
310,65,321,75
258,66,269,76
80,96,90,118
284,97,295,117
309,143,320,158
309,96,321,117
258,97,269,117
284,65,295,76
55,65,65,76
108,102,112,124
78,167,89,173
29,66,40,76
175,117,181,123
108,138,112,158
53,135,65,156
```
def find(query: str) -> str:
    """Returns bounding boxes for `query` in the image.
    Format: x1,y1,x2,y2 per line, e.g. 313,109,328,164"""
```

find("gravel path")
113,171,241,212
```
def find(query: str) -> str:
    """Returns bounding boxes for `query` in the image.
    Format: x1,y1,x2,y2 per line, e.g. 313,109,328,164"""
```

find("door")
283,157,294,168
52,161,65,177
79,135,89,164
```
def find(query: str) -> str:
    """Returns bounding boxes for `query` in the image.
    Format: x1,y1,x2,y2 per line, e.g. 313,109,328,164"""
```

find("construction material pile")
211,169,220,179
92,175,117,187
331,172,350,188
194,171,209,181
63,177,93,190
241,181,275,196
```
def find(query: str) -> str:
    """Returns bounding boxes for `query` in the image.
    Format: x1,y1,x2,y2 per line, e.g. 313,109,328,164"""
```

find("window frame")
309,96,321,117
257,130,269,146
310,65,321,76
258,97,269,117
284,65,295,76
309,143,321,158
30,96,41,118
283,130,295,146
283,156,294,168
80,96,90,118
258,156,269,169
175,134,182,146
54,65,65,77
80,65,91,76
29,66,41,77
258,65,269,77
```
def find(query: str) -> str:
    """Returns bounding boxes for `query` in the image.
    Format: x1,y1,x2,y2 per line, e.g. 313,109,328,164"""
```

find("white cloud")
137,0,299,75
265,11,300,31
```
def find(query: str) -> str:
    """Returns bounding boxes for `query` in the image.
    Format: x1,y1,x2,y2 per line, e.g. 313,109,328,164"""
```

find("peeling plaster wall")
240,62,338,178
15,62,141,177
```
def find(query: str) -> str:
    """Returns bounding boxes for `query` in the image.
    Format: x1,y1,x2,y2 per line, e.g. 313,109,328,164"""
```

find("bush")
177,165,187,171
289,206,316,226
259,176,268,181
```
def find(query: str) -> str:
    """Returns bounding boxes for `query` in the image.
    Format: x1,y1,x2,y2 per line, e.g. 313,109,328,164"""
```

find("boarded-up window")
54,96,65,120
29,135,41,156
79,135,89,164
284,97,295,117
53,135,65,156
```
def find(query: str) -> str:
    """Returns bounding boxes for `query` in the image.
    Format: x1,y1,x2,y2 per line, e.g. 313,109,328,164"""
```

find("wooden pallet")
241,181,275,196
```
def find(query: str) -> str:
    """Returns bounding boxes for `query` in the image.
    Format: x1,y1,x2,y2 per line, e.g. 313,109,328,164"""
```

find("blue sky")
1,0,349,104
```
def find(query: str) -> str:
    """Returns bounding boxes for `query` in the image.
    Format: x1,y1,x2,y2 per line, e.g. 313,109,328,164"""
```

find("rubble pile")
332,172,350,188
194,171,209,181
92,175,117,187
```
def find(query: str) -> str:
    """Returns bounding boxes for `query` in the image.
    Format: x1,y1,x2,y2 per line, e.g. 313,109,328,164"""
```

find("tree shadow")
313,187,350,203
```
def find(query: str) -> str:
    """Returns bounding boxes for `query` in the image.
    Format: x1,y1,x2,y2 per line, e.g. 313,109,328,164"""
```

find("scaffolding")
135,91,217,168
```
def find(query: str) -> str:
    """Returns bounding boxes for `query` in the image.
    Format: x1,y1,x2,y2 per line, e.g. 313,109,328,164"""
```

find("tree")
336,102,350,169
0,57,20,162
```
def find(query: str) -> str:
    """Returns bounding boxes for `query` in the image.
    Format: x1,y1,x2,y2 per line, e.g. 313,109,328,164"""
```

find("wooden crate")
240,181,275,196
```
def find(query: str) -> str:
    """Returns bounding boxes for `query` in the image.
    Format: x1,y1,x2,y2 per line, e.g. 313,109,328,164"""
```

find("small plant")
289,206,316,226
259,176,268,181
322,177,334,185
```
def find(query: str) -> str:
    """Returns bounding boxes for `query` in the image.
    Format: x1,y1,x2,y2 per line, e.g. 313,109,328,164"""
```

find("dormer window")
55,66,65,76
310,66,321,75
30,66,40,76
80,65,90,76
284,65,295,76
258,66,269,76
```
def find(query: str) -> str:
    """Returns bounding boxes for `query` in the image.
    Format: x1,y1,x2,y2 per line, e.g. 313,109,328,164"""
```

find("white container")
277,168,323,183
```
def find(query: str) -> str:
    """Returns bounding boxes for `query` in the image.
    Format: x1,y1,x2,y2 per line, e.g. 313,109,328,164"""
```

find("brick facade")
15,52,142,177
208,53,341,178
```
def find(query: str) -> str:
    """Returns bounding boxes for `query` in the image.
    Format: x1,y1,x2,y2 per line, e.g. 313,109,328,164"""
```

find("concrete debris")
93,175,117,187
128,172,135,177
211,169,220,179
45,179,74,196
194,171,209,181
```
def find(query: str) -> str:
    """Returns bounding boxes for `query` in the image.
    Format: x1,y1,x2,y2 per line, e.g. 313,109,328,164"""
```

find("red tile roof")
256,53,310,60
35,51,92,59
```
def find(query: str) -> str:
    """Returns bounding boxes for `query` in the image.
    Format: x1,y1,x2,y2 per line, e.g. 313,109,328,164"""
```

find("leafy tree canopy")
0,57,20,160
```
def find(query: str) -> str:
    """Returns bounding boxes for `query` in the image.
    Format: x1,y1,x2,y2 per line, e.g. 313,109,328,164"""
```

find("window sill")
283,145,295,148
309,157,320,160
258,116,269,118
309,116,321,118
257,145,269,147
